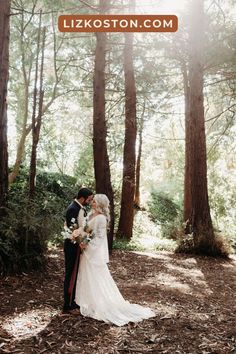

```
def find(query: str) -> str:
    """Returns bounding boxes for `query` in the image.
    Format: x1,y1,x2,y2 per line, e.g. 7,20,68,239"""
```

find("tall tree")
0,0,10,209
93,0,114,251
117,0,137,239
134,100,145,210
8,4,35,185
8,4,73,184
29,13,46,197
182,62,191,231
188,0,221,255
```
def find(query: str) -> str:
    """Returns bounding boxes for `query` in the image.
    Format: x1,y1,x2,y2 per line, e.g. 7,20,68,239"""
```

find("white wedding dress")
75,214,155,326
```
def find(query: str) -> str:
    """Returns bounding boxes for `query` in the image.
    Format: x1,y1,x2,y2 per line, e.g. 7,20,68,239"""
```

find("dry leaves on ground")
0,249,236,354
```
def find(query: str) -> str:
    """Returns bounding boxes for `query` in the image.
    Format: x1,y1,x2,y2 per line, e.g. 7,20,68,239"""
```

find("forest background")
0,0,235,275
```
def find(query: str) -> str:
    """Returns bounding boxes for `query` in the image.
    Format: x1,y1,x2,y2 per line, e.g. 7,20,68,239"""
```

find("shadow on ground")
0,248,236,353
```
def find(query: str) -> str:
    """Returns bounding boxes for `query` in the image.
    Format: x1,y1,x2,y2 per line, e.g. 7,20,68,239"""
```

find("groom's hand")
71,229,80,239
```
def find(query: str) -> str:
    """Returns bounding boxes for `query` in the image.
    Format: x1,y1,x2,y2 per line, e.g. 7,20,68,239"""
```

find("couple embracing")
62,187,155,326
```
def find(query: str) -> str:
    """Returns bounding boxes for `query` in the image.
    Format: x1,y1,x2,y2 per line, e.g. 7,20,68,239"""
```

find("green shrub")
161,218,183,240
0,168,78,275
154,238,177,252
148,191,180,225
175,232,231,257
112,239,146,252
175,234,195,254
147,191,182,241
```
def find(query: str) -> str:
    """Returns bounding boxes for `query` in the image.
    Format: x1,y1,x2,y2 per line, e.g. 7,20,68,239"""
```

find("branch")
10,0,99,15
78,0,98,11
208,110,236,156
205,77,236,87
205,104,236,123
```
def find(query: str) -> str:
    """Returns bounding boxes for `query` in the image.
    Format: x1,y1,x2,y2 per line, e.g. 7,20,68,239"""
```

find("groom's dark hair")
77,187,93,199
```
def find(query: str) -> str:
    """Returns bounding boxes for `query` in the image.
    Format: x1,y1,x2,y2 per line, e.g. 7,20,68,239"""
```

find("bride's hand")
71,229,80,239
71,229,81,240
80,242,87,250
71,226,84,239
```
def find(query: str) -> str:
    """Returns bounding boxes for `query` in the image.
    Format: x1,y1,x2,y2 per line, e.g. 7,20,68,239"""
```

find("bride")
75,194,155,326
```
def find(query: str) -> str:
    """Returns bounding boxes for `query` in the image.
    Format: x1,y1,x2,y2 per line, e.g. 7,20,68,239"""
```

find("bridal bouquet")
61,218,78,240
72,222,95,246
61,218,95,247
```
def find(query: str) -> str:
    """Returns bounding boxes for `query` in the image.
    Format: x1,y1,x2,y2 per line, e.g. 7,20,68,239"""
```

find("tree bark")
93,0,114,252
9,10,62,184
8,11,30,185
29,16,45,197
117,29,137,240
0,0,10,209
188,0,216,254
134,101,145,210
182,62,191,232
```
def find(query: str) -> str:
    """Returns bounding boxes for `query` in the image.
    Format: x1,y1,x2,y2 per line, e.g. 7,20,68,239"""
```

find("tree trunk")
8,128,28,184
182,62,191,233
117,29,137,240
134,101,145,210
0,0,10,209
29,17,45,197
188,0,217,255
9,13,30,185
9,10,62,184
93,0,114,252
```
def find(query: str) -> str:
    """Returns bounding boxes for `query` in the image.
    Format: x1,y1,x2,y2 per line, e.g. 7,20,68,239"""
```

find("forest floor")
0,248,236,354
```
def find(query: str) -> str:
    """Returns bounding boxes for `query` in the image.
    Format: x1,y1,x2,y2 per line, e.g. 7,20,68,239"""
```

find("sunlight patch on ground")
2,308,58,339
130,252,214,295
181,257,197,265
165,263,204,277
47,252,60,258
132,250,172,259
155,270,214,296
190,312,218,322
222,258,236,268
155,273,191,293
149,302,178,317
163,265,213,295
108,325,129,337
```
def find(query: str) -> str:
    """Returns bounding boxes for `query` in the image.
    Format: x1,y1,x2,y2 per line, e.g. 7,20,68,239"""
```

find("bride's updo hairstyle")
94,194,110,224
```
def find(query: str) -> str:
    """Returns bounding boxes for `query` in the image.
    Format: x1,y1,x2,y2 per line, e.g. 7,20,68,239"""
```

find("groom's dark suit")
63,200,85,312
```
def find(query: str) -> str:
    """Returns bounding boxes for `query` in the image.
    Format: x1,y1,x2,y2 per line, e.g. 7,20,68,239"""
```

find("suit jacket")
65,200,82,228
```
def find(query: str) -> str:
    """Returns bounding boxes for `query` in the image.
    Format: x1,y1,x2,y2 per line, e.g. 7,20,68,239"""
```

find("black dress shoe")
71,302,80,310
61,308,80,316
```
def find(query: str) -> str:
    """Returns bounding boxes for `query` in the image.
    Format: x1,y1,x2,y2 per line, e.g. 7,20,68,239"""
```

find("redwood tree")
93,0,114,251
117,26,137,239
188,0,222,255
0,0,10,209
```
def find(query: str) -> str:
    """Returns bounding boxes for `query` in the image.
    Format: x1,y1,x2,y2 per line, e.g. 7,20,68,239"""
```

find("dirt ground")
0,248,236,354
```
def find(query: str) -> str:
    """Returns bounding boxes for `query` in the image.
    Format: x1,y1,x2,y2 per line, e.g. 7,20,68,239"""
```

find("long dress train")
75,214,155,326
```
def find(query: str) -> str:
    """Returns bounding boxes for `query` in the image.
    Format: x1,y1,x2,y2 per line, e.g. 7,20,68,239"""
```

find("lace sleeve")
89,215,107,246
96,215,107,237
84,215,109,264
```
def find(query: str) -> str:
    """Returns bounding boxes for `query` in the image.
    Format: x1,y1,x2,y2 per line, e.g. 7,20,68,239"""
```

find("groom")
63,187,93,314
